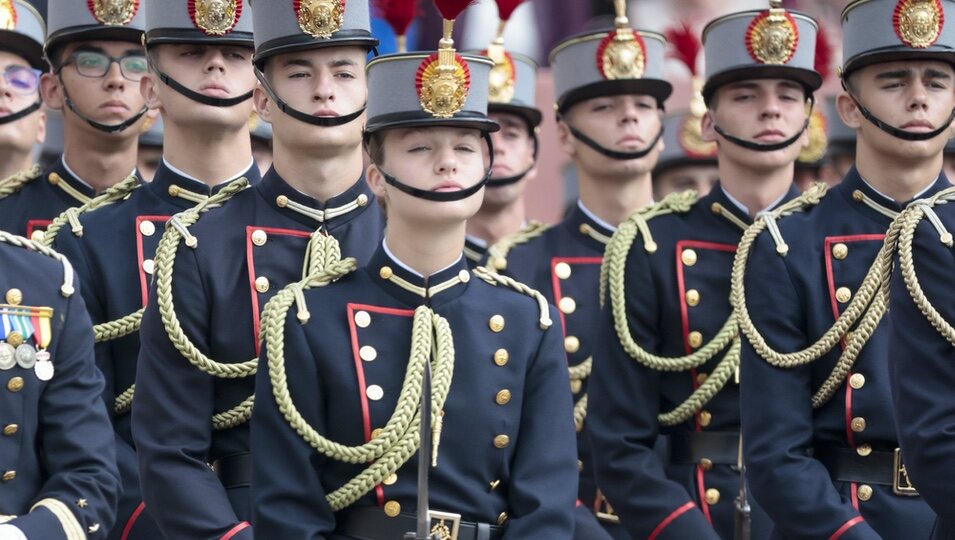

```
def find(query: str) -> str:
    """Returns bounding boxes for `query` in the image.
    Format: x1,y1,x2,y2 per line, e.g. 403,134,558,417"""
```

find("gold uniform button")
167,185,179,196
4,289,22,305
686,289,700,307
704,488,720,505
696,373,709,385
2,424,17,436
564,336,580,354
139,220,156,237
357,194,369,207
493,434,510,449
851,417,867,433
254,276,270,293
1,471,14,482
699,458,713,471
554,262,572,280
359,346,377,362
142,259,155,275
29,230,43,243
384,501,401,517
251,229,267,246
355,310,371,328
497,512,508,526
558,297,576,314
570,379,582,394
6,332,23,347
699,410,712,427
366,385,384,401
688,331,703,349
850,373,866,389
495,389,511,405
276,195,289,207
833,243,848,260
858,484,873,501
836,287,852,304
458,270,471,283
370,428,383,439
383,473,397,486
681,249,698,266
7,377,23,392
379,266,393,279
856,444,872,457
489,315,505,333
493,349,509,366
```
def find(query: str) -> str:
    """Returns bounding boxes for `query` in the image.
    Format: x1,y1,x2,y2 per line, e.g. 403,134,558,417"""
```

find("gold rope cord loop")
94,310,143,343
487,220,549,271
659,338,740,426
0,164,41,199
41,174,141,246
114,384,135,414
48,172,93,205
568,356,591,381
0,230,75,297
472,266,552,329
261,264,455,510
573,394,587,431
154,178,256,379
212,394,256,430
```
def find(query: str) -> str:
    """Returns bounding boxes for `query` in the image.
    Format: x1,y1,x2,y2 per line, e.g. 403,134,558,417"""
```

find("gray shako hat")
251,0,377,70
702,0,822,103
840,0,955,141
364,0,498,204
824,95,856,157
0,0,45,69
45,0,144,58
145,0,253,47
654,110,718,176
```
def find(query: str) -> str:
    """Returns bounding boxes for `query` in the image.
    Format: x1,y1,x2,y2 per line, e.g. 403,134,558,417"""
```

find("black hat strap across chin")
155,69,253,108
255,68,365,127
712,97,814,152
488,133,538,188
0,99,43,126
58,75,148,133
379,132,495,202
844,88,955,141
564,119,664,160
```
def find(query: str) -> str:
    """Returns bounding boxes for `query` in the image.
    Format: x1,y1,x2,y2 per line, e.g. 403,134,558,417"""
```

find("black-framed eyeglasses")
59,51,149,82
0,65,41,95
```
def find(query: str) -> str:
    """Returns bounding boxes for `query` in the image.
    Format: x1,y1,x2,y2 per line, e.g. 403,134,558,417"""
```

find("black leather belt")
815,445,918,496
669,431,740,466
337,506,503,540
212,452,251,489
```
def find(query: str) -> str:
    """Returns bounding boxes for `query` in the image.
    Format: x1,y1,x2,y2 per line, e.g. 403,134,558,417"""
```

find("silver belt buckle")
893,448,919,496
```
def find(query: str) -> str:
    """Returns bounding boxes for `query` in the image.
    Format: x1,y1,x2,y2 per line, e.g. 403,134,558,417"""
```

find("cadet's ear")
39,72,64,111
556,118,576,157
253,85,272,123
140,73,162,110
837,92,862,130
366,163,387,198
701,110,718,143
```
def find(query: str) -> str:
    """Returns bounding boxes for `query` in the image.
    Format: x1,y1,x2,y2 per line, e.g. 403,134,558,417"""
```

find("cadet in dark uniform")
651,111,718,200
487,1,669,537
0,0,149,239
733,0,955,537
133,1,383,538
47,1,260,537
250,3,577,536
463,0,542,268
0,0,46,182
588,3,821,538
0,231,119,539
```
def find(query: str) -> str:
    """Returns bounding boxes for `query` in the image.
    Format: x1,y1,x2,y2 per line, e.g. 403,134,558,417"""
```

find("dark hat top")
702,1,821,101
145,0,254,47
46,0,145,54
0,0,45,69
251,0,377,69
842,0,955,76
654,109,718,175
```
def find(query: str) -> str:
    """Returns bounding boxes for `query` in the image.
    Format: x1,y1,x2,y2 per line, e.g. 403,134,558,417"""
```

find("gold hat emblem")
485,46,515,104
678,115,717,159
89,0,139,26
191,0,240,35
894,0,943,48
296,0,344,39
596,29,646,80
417,52,471,118
745,7,799,65
0,0,17,30
798,106,827,164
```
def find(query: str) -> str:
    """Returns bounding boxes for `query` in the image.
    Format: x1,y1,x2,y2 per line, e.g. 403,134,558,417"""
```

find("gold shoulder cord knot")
731,181,911,407
0,164,41,200
41,174,142,247
260,261,454,511
0,231,76,298
486,220,550,271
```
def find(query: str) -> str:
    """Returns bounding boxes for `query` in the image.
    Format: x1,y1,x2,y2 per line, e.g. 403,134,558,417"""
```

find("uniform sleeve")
502,305,577,540
10,286,121,539
739,232,878,540
588,243,719,540
251,307,336,539
133,244,252,540
889,218,955,521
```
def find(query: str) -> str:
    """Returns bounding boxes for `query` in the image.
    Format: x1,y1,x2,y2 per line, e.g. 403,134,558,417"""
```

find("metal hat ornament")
377,0,418,52
666,22,715,162
414,0,474,119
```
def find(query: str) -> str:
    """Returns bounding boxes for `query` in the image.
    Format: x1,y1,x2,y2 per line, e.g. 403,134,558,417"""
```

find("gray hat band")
47,0,145,49
252,0,375,60
145,0,254,44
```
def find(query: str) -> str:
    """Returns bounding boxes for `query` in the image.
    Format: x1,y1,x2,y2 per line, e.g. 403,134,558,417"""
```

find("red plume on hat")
376,0,420,51
433,0,475,21
814,24,832,82
496,0,524,21
665,22,701,76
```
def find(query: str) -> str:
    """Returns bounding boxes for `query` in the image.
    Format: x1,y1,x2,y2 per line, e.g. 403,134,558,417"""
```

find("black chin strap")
255,68,365,128
712,97,814,152
563,119,664,160
379,133,495,202
58,76,148,133
488,133,538,188
0,99,42,125
153,64,253,108
843,86,955,141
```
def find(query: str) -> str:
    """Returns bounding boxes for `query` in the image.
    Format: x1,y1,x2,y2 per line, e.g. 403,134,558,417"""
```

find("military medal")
15,344,35,369
34,350,53,382
190,0,241,36
745,2,799,65
88,0,139,26
295,0,344,39
894,0,944,48
0,343,14,370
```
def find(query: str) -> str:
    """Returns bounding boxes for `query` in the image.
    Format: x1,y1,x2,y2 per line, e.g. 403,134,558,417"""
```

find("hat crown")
46,0,145,48
145,0,254,41
251,0,376,65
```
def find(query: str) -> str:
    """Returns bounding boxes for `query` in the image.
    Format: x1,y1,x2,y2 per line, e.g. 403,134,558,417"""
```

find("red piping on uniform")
220,522,250,540
828,516,865,540
136,216,169,307
695,466,712,524
25,219,50,239
347,303,415,506
120,501,146,540
850,483,859,511
245,226,310,353
649,502,696,540
549,256,602,337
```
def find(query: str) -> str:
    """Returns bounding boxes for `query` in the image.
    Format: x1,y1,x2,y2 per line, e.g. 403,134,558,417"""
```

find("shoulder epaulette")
0,230,75,298
0,164,41,201
486,220,550,271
